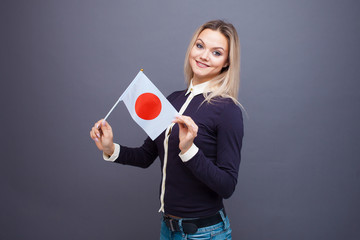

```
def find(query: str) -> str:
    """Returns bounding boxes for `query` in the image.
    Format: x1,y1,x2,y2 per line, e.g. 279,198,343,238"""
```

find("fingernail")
102,120,105,126
96,124,99,129
96,133,100,138
95,138,99,142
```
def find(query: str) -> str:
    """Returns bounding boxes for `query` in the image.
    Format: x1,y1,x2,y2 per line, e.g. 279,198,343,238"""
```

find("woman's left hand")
173,115,198,154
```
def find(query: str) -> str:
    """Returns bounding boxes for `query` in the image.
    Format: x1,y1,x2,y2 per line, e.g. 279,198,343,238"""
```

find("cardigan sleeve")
184,103,244,199
114,137,159,168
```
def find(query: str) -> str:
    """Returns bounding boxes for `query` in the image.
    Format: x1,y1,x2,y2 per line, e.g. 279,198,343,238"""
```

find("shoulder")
205,97,243,129
167,90,186,101
206,97,242,118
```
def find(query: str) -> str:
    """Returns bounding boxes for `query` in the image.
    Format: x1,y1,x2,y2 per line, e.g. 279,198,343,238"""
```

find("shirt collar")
185,80,211,96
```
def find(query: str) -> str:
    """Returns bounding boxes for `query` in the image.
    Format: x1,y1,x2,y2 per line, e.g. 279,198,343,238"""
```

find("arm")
114,137,158,168
174,104,244,198
90,119,158,168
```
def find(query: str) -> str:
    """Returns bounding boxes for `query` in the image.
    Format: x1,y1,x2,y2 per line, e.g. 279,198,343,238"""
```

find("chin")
193,71,209,80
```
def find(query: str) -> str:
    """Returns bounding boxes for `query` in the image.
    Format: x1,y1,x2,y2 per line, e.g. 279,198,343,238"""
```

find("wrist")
104,143,115,157
179,143,199,162
180,142,192,154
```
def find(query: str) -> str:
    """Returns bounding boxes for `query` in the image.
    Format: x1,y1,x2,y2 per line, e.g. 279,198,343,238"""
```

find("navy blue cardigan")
115,90,244,218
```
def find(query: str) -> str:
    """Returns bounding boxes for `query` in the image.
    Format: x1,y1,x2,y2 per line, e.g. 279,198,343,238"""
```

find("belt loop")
219,208,228,229
169,219,175,231
178,218,184,232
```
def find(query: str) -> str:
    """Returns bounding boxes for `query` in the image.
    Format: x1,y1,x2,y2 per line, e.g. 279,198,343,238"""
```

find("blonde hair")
184,20,241,104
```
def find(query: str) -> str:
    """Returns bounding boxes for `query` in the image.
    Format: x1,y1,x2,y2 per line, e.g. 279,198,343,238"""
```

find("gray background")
2,0,360,239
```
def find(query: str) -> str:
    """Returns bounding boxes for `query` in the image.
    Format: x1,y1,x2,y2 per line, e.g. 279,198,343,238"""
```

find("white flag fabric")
119,71,178,140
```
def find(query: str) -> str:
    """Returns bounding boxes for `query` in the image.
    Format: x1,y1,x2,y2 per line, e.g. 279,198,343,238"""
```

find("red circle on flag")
135,93,162,120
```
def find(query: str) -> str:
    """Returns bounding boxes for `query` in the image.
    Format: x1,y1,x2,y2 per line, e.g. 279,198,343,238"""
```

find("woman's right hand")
90,119,115,156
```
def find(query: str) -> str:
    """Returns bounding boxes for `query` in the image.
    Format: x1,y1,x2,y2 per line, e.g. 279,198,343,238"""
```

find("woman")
90,19,244,240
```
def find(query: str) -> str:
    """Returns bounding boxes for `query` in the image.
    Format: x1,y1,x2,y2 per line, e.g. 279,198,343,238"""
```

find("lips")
195,60,210,68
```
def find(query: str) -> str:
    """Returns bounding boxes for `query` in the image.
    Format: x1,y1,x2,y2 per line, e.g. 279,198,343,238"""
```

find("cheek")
213,57,227,68
190,47,200,58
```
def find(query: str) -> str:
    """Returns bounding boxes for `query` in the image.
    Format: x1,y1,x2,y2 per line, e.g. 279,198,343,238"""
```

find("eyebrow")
197,38,226,51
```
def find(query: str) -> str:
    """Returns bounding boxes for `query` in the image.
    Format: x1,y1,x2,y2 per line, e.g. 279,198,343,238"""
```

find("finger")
175,116,198,132
101,120,112,131
90,127,97,139
93,119,106,137
90,130,95,140
174,115,194,123
100,120,113,138
91,120,102,137
90,129,99,142
95,119,104,129
184,123,198,137
185,118,198,132
173,116,187,125
177,122,187,131
175,119,198,140
91,126,101,138
173,117,187,130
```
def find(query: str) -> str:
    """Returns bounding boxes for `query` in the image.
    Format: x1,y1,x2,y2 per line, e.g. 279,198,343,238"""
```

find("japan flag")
119,70,178,140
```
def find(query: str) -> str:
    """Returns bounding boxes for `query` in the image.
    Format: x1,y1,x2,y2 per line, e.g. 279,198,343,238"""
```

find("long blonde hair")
184,20,241,104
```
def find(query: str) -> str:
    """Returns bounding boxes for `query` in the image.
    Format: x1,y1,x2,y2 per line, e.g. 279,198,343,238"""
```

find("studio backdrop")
2,0,360,239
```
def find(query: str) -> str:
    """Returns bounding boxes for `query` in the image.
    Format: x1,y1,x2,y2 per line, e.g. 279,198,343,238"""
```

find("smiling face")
189,29,229,85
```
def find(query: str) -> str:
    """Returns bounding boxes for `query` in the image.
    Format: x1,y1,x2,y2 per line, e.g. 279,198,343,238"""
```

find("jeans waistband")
163,209,226,234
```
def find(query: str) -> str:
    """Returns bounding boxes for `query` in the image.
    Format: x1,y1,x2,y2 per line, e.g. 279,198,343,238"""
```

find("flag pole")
100,69,144,126
103,97,122,122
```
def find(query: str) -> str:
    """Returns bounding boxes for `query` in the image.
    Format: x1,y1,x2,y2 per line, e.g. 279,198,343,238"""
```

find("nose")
200,50,210,61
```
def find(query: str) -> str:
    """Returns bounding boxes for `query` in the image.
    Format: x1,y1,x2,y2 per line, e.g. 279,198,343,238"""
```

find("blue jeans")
160,210,232,240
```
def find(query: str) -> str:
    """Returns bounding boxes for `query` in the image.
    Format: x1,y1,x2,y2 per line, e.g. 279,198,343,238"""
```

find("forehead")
197,29,228,50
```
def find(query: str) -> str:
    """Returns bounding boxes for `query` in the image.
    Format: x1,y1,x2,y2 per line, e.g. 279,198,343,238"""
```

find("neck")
192,78,210,86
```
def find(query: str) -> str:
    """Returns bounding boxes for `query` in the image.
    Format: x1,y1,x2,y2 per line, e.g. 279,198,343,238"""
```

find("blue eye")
196,43,203,49
213,51,221,56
